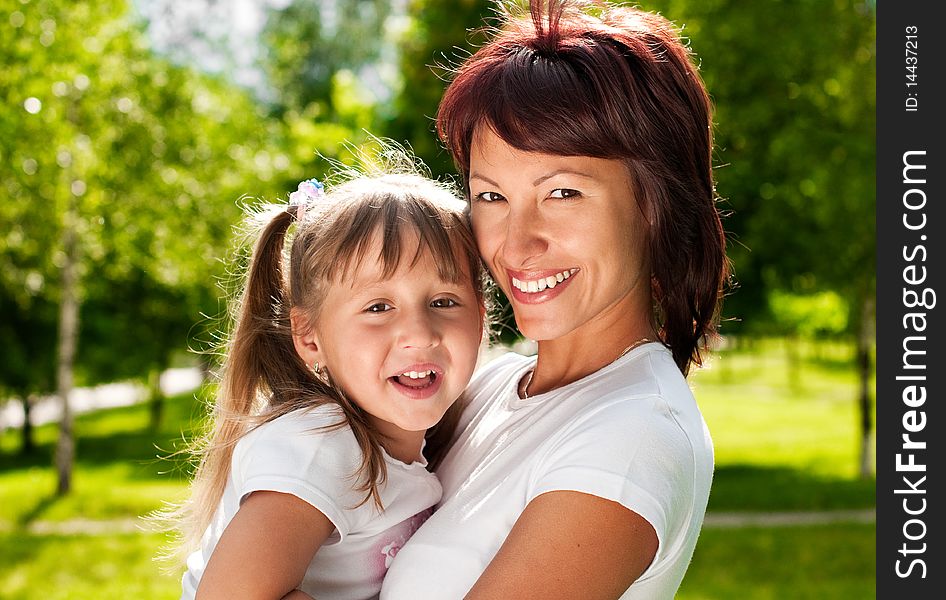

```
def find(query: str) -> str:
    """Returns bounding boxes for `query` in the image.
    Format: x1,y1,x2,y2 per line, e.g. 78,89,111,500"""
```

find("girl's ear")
290,307,324,369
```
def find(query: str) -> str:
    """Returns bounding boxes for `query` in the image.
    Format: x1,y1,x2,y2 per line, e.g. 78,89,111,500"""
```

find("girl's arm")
196,490,335,600
464,490,658,600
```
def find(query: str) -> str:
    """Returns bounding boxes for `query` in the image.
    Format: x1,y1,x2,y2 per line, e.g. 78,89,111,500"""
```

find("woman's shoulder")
584,344,690,403
477,349,534,373
556,345,706,442
467,350,533,396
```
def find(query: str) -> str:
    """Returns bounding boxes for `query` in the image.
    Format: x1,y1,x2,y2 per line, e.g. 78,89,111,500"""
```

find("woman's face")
469,128,652,343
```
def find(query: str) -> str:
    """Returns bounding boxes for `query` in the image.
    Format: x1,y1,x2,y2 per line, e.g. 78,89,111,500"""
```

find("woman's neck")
527,305,657,397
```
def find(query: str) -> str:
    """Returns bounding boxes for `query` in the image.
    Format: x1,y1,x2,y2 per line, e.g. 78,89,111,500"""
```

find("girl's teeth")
403,370,432,379
512,269,577,293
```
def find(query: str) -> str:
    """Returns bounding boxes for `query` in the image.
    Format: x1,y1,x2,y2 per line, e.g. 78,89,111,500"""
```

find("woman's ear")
290,307,323,369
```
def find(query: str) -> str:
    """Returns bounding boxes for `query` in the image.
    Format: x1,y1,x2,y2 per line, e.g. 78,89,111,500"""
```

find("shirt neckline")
380,438,431,472
506,342,665,410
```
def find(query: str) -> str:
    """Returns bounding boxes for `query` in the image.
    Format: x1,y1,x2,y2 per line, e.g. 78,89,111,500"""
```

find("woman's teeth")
511,269,577,293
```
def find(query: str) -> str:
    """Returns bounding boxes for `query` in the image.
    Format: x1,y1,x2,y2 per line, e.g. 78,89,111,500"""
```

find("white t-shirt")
381,344,713,600
181,404,441,600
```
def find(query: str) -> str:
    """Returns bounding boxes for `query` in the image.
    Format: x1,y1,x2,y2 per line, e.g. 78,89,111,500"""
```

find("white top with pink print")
181,404,441,600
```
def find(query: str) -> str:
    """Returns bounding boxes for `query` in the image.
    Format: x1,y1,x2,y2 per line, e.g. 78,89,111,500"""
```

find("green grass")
0,337,876,598
691,337,876,511
0,532,180,600
679,522,875,599
0,390,204,525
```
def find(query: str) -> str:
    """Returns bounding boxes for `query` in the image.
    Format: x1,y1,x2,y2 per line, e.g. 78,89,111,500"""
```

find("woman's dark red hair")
437,0,728,374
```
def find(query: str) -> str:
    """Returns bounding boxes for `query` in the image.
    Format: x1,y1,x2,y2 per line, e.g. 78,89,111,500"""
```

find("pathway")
1,509,875,536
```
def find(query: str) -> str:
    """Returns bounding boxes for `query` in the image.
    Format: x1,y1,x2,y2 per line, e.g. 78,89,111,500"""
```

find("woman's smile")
507,268,579,304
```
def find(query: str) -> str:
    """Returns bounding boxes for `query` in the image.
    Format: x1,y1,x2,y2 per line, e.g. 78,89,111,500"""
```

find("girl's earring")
312,362,329,383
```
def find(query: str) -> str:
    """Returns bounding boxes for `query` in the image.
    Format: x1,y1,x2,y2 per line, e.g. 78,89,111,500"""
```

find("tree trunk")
20,395,35,456
55,196,80,496
856,294,875,478
148,367,166,432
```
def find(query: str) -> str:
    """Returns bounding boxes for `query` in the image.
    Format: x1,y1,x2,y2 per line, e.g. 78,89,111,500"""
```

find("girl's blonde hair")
164,147,486,560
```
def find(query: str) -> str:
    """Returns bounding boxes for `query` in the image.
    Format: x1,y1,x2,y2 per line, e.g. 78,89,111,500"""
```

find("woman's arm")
196,490,335,600
465,490,658,600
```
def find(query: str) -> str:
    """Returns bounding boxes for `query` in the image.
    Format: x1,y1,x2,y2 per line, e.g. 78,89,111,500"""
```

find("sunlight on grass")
691,337,875,478
679,522,875,599
0,531,181,600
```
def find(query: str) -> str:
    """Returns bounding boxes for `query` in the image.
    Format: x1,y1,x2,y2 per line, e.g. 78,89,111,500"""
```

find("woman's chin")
512,316,573,344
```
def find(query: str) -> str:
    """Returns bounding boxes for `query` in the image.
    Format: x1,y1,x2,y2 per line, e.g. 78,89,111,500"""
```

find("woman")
382,1,727,598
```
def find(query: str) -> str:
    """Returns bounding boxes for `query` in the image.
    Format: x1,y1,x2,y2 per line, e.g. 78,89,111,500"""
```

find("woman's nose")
500,204,548,268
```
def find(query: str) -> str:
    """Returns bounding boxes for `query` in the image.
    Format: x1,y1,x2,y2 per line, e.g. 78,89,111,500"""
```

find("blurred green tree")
386,0,491,178
0,0,284,488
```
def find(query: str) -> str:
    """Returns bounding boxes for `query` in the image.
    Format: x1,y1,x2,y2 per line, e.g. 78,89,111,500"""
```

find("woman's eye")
431,297,458,308
473,191,505,203
366,303,393,313
549,188,581,199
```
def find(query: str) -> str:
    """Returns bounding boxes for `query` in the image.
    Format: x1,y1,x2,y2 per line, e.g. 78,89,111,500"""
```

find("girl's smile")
389,363,445,399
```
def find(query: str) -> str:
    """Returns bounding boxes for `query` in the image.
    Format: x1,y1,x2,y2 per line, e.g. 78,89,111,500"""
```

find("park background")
0,0,876,598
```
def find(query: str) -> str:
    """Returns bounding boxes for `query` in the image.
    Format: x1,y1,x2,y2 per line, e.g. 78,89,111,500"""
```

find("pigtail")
157,205,325,561
180,208,299,554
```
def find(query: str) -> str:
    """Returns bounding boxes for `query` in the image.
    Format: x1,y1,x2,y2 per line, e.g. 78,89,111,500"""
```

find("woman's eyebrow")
532,169,595,187
470,170,595,188
468,173,499,187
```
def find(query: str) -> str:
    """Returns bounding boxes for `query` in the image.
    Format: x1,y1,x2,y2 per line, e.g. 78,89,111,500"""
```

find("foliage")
260,0,392,117
386,0,492,178
0,0,285,399
643,0,876,331
767,290,849,339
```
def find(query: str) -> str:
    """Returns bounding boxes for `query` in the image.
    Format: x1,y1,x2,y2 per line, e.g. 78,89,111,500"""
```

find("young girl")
174,154,487,600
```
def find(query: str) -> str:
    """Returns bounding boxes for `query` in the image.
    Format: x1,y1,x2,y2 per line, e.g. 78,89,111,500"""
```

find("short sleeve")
232,408,367,538
527,395,696,549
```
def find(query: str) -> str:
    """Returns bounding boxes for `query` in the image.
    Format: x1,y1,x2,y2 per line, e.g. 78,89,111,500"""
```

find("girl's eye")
366,303,393,313
549,188,581,199
473,191,505,203
431,297,458,309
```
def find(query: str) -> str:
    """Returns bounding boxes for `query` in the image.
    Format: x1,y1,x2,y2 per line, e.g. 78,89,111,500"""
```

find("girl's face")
469,128,652,344
303,232,483,442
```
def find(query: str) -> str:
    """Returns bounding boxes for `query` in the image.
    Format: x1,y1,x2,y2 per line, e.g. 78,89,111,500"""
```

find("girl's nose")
500,204,548,268
398,309,440,349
